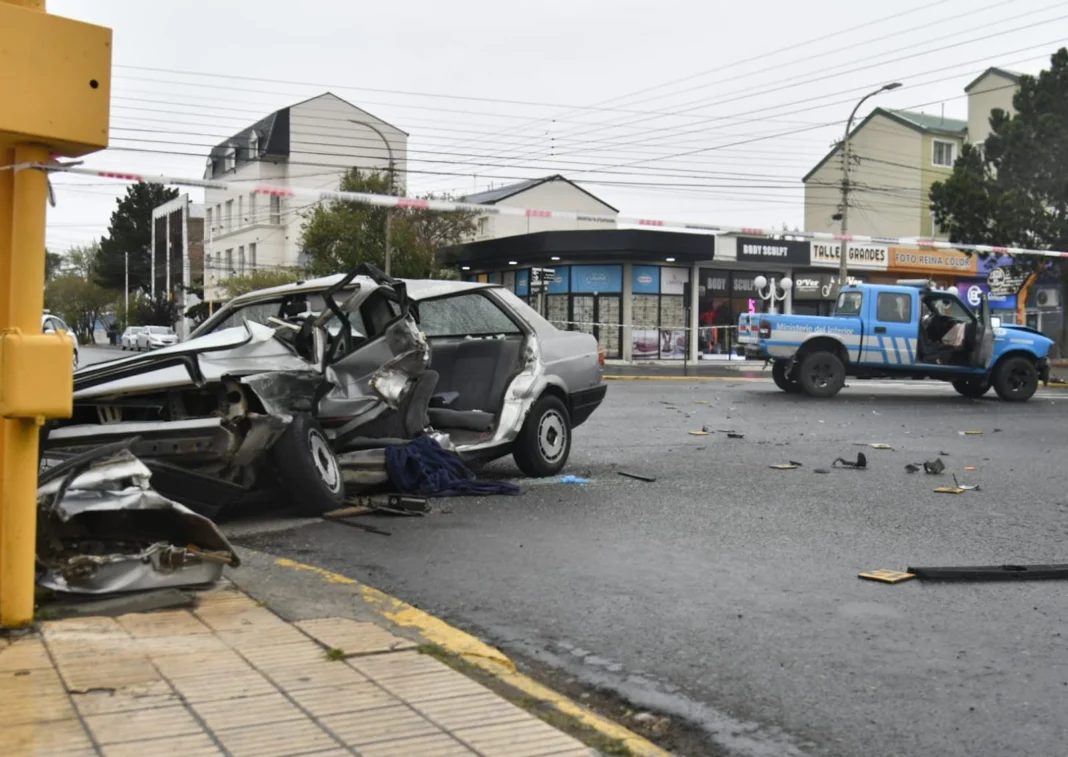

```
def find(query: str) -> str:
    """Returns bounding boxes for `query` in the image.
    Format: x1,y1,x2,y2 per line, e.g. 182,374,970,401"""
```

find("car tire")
992,356,1038,402
952,377,990,398
771,360,802,393
269,413,345,515
797,351,846,398
513,394,572,478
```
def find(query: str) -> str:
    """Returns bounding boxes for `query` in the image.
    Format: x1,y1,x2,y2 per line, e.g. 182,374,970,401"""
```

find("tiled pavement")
0,587,595,756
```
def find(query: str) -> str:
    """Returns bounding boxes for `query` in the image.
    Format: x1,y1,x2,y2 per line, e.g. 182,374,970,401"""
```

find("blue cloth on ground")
385,435,520,497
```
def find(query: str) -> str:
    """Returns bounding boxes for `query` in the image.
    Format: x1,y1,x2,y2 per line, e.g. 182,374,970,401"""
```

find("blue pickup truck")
742,281,1053,401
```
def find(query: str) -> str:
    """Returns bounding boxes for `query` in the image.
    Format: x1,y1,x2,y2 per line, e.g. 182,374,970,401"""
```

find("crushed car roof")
224,274,496,305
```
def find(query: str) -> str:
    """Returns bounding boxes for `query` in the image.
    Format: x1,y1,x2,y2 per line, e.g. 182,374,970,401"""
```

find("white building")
202,92,407,298
462,175,618,242
151,193,205,339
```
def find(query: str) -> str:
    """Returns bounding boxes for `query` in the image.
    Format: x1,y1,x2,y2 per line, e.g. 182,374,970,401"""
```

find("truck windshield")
835,291,863,315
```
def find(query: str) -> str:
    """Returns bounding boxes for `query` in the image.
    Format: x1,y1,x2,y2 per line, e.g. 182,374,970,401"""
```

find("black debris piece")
905,463,922,473
939,451,951,456
789,461,803,467
832,452,867,469
727,433,745,439
923,458,946,475
618,471,657,483
814,469,830,474
907,564,1068,582
701,425,709,433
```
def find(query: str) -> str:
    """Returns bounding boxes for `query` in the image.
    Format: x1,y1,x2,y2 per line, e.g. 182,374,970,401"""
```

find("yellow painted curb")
603,374,766,382
274,558,671,757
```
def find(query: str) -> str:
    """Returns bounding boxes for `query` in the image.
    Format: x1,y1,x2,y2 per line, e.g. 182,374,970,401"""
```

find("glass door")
596,295,622,359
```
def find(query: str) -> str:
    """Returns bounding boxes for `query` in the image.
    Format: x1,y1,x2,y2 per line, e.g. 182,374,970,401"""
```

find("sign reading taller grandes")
810,242,890,270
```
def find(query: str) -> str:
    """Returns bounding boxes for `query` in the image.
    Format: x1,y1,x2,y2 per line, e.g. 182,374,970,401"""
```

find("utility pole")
0,0,111,627
838,82,902,286
124,250,129,325
349,120,395,275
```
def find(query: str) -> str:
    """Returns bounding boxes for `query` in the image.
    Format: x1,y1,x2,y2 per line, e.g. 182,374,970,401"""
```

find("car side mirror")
991,316,1001,329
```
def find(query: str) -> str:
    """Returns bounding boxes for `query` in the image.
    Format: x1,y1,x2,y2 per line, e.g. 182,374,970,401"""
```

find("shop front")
789,271,867,315
696,269,788,356
888,247,977,288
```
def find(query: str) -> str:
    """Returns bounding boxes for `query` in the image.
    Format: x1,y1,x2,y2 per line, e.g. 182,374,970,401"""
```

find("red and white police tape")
33,162,1068,260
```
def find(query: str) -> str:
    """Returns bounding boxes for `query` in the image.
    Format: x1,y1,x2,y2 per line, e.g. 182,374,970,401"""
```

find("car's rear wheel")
797,351,846,398
771,360,802,393
992,356,1038,402
952,377,990,398
270,413,345,515
513,394,572,477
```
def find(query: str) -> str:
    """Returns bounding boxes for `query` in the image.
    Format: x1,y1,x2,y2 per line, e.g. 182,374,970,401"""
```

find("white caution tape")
35,162,1068,260
553,320,740,332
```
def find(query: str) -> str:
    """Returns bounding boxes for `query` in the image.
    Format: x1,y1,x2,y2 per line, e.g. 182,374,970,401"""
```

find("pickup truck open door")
971,294,994,368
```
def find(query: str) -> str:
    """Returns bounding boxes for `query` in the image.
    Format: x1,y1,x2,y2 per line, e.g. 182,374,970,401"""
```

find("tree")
220,268,305,299
930,47,1068,352
134,295,181,328
45,275,113,344
300,169,478,278
95,182,179,293
45,249,63,281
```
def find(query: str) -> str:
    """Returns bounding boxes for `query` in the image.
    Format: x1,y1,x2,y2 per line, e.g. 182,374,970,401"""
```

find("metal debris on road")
869,443,894,450
905,463,922,473
832,452,868,469
924,459,946,475
859,569,916,584
814,468,830,474
951,474,980,491
618,471,657,483
906,564,1068,581
726,433,745,439
769,464,800,470
688,430,710,436
933,487,967,494
960,430,984,436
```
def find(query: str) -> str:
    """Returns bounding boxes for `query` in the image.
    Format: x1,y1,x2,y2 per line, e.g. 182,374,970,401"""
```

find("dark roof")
438,228,714,268
462,175,619,213
802,108,967,182
964,67,1023,93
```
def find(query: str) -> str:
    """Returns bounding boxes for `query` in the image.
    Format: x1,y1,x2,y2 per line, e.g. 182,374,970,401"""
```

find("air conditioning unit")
1036,289,1060,308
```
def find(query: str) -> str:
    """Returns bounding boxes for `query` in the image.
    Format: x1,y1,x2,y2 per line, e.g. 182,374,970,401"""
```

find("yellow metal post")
0,0,111,627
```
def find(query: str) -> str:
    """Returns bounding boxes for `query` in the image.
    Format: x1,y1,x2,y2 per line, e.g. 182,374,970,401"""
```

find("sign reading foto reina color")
889,248,977,275
810,242,889,270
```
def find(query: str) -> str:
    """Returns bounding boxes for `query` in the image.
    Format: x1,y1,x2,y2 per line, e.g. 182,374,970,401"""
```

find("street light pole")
838,82,902,285
349,120,396,275
124,250,129,326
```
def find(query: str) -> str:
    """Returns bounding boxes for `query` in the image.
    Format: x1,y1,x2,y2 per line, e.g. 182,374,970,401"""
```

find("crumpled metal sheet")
37,442,240,595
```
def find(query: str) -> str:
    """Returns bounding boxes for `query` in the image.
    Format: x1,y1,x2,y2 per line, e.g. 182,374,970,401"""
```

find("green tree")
929,47,1068,351
220,268,306,299
300,169,477,278
95,182,179,293
45,249,63,281
45,275,114,345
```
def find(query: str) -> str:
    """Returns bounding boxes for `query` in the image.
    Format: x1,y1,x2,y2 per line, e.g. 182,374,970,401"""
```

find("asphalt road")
231,377,1068,757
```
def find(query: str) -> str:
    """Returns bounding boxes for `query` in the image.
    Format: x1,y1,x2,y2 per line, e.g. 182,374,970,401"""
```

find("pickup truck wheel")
798,351,845,398
952,378,990,398
513,394,572,477
992,356,1038,402
270,413,345,515
771,360,802,393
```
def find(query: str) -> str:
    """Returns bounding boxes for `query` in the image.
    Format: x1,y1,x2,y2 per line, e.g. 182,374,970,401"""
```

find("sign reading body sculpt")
810,242,889,270
889,248,977,275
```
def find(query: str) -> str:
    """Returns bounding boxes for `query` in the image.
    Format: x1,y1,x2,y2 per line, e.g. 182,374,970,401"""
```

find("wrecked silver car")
37,440,240,594
44,266,606,518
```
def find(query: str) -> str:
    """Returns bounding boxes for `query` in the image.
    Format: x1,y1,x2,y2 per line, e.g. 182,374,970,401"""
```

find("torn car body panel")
37,443,240,594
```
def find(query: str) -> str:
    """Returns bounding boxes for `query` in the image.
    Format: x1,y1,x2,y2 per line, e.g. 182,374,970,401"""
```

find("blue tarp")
385,436,520,497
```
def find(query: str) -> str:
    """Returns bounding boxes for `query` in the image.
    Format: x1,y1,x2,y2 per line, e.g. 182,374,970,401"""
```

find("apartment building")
463,175,618,242
802,67,1021,240
150,193,205,339
201,92,407,298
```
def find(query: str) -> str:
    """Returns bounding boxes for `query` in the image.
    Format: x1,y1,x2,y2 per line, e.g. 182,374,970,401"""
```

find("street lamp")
838,82,902,284
753,275,793,315
349,119,396,275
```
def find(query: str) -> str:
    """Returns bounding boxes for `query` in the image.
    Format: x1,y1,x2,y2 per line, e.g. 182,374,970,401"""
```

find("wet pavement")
174,380,1068,756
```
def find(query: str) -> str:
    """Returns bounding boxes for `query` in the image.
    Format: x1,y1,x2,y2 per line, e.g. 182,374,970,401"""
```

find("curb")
270,557,672,757
603,375,766,382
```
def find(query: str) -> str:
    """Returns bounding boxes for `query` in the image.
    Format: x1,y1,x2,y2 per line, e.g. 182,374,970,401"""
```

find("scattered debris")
933,487,966,494
769,464,800,470
924,459,946,475
993,428,1002,433
385,436,520,497
939,451,951,456
859,569,915,584
869,443,894,450
952,474,980,491
726,433,745,439
618,471,656,483
688,430,710,436
965,466,977,471
789,461,803,467
832,452,868,469
559,475,590,485
960,430,984,436
694,400,709,405
664,406,679,410
814,468,830,474
906,564,1068,582
905,463,922,473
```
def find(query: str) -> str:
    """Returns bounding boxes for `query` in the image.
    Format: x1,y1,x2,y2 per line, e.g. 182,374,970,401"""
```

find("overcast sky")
45,0,1068,255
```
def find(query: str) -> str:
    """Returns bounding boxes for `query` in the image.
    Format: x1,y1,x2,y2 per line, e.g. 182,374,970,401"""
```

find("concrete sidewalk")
0,585,595,757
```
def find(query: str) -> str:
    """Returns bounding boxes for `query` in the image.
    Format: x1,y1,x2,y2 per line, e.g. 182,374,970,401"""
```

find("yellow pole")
0,147,13,614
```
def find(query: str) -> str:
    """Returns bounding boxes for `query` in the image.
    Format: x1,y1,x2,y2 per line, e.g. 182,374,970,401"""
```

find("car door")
869,291,917,366
971,293,994,368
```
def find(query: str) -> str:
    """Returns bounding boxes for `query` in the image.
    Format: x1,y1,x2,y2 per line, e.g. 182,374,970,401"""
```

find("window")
237,196,244,227
224,147,236,172
269,196,281,225
248,242,257,271
205,207,212,235
417,293,520,337
205,252,212,274
877,292,912,323
835,291,863,315
248,133,258,157
225,248,233,275
476,217,489,236
932,140,955,167
225,200,234,230
238,246,245,275
249,193,257,225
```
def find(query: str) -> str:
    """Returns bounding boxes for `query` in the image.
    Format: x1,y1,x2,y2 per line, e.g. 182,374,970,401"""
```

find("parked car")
43,265,606,519
42,312,79,368
136,325,179,351
746,280,1053,401
120,326,146,350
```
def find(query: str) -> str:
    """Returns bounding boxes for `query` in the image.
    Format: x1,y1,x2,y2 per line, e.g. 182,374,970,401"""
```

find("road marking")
273,558,671,757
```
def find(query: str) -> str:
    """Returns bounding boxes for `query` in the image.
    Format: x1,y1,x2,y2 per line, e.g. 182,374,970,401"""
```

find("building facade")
201,93,407,300
150,193,205,339
462,175,618,242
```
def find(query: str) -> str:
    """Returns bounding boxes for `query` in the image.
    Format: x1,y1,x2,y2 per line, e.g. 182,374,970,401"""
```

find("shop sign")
959,278,1016,310
735,236,810,266
516,269,530,296
660,267,690,295
792,272,866,300
810,242,889,270
986,264,1029,296
698,269,729,297
889,247,977,274
632,265,660,294
547,266,569,294
571,264,622,294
